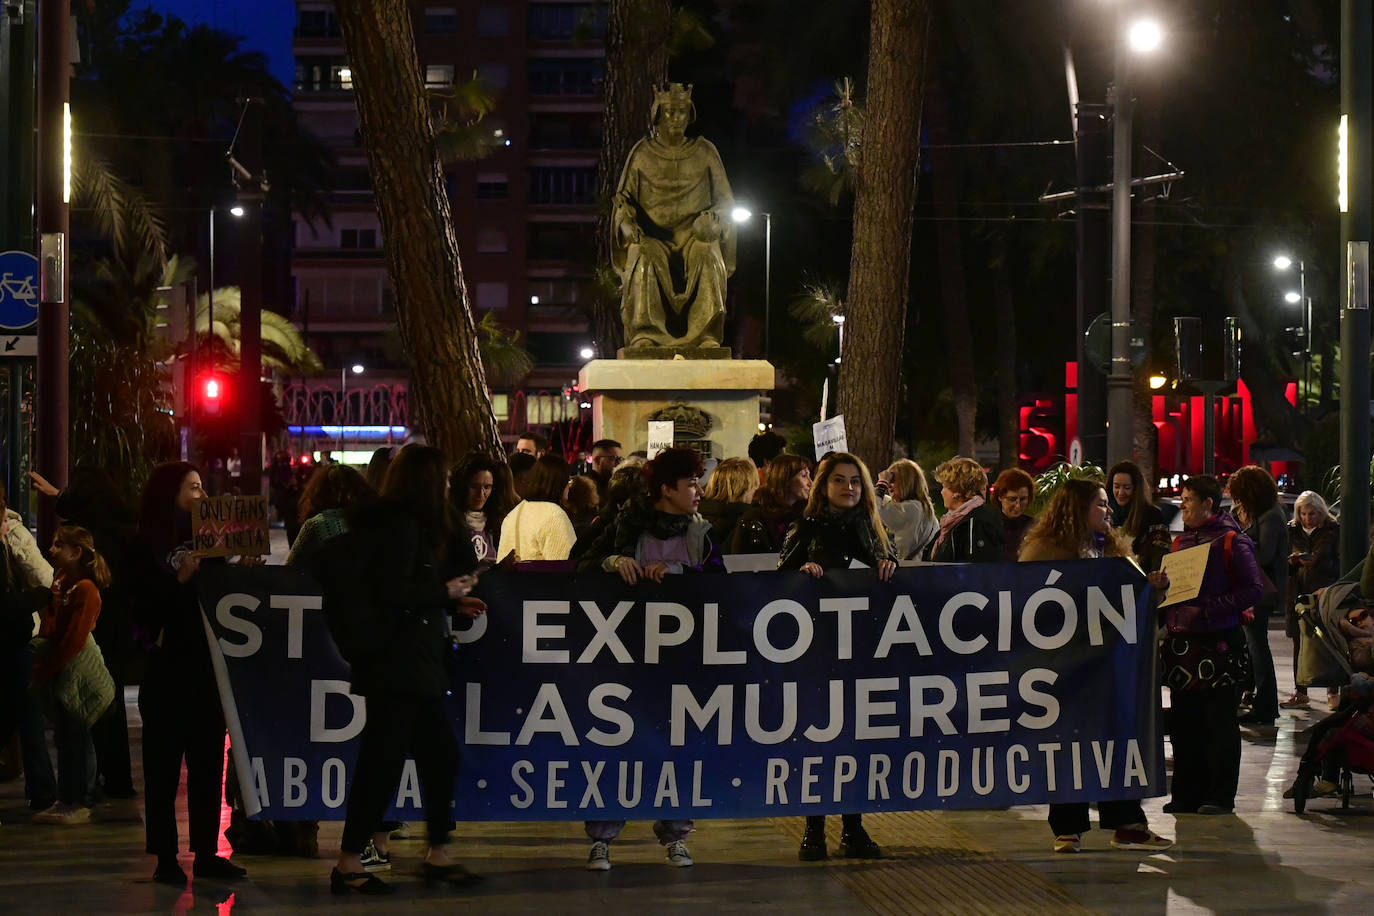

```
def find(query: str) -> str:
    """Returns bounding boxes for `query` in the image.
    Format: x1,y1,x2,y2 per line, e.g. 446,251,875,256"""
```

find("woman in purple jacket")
1149,475,1265,815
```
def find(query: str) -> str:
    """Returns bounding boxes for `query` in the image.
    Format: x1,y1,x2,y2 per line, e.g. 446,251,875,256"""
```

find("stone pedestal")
578,359,775,460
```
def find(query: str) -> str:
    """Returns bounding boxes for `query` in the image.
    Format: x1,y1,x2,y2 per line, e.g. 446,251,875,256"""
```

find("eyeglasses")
1348,609,1370,625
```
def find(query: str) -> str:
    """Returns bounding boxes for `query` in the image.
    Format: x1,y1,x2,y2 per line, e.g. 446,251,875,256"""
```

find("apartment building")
289,1,602,452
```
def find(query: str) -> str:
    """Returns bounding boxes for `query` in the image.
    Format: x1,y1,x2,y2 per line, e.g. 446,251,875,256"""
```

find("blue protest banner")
200,560,1163,821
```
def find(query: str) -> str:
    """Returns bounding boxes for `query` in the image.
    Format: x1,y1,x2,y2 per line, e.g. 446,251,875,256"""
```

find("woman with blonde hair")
875,458,938,561
779,451,895,861
926,457,1004,562
699,456,758,548
1019,479,1172,854
1283,490,1340,709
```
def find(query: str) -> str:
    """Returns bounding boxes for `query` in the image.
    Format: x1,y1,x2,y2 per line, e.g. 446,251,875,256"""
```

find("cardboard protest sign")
1156,540,1210,607
193,495,271,557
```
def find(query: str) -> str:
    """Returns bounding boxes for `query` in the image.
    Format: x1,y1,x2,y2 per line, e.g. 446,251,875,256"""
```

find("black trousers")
140,674,226,856
1169,688,1240,809
804,813,864,832
340,693,459,854
91,673,135,797
1048,800,1146,836
1241,612,1279,718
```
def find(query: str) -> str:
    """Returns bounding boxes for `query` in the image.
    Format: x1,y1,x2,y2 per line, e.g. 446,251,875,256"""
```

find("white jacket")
497,500,577,563
4,508,54,589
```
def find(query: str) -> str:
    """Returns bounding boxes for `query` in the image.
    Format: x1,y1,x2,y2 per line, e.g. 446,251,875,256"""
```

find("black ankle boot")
153,855,186,885
839,826,882,858
798,825,828,861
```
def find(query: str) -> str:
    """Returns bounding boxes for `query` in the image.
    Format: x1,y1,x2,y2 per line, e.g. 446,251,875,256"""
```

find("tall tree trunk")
992,233,1018,471
838,0,932,471
924,47,977,458
592,0,672,355
334,0,503,459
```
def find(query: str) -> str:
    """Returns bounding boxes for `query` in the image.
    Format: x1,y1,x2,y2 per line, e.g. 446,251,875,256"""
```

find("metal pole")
1340,0,1372,572
340,366,346,463
35,0,70,546
237,102,264,494
207,208,214,372
763,212,772,362
1106,46,1135,466
1300,260,1310,414
1075,100,1110,465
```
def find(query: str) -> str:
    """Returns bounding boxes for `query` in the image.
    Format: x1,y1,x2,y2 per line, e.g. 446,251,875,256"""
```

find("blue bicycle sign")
0,250,40,330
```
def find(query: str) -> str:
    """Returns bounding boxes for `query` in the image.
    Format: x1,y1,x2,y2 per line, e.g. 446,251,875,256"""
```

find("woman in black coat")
132,462,247,884
926,457,1004,563
1282,490,1341,709
326,444,484,894
779,451,895,862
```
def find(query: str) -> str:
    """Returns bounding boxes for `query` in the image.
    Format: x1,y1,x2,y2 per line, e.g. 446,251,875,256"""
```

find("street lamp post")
340,363,364,462
1275,255,1312,412
205,205,244,381
730,206,772,361
1106,15,1164,467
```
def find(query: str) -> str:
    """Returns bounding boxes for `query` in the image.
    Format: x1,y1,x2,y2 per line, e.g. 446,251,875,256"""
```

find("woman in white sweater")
498,454,577,562
874,458,939,561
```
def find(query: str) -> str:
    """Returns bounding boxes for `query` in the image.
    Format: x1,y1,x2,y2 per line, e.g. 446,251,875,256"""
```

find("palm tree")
193,288,323,375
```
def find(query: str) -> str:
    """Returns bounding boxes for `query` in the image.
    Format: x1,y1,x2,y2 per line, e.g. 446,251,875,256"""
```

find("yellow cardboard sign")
1157,540,1213,607
192,495,271,557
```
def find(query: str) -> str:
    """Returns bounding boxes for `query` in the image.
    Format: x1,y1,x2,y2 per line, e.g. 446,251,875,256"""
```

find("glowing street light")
579,346,594,360
1127,18,1163,53
1273,255,1293,270
1284,290,1302,304
731,203,773,360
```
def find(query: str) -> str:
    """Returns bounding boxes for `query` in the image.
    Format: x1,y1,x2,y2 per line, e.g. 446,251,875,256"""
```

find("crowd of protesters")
2,423,1356,891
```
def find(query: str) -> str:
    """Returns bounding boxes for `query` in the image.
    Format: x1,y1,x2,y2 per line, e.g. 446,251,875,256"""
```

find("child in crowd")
30,526,112,825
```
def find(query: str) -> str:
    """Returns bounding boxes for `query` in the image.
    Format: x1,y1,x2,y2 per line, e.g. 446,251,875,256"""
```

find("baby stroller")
1290,689,1374,813
1291,582,1374,812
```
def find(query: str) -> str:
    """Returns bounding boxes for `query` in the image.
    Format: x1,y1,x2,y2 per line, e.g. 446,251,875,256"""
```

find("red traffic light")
199,373,225,415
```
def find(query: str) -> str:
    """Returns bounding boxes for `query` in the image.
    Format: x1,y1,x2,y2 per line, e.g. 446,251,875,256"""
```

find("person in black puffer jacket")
323,444,485,895
926,457,1005,563
779,451,895,863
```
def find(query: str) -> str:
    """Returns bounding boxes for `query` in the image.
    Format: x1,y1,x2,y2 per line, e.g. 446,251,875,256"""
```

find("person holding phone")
1284,491,1341,709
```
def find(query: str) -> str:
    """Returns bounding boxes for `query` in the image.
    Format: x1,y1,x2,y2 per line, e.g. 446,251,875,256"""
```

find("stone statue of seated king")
611,82,736,353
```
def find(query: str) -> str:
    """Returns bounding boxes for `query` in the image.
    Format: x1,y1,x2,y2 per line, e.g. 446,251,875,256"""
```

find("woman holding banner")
579,447,716,870
779,451,895,861
1018,479,1173,853
131,462,248,884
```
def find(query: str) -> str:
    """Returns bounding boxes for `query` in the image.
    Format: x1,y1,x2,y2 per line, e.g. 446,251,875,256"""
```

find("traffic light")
200,373,224,416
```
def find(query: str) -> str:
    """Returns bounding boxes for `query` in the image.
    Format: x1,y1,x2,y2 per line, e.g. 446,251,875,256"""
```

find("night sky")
137,0,295,85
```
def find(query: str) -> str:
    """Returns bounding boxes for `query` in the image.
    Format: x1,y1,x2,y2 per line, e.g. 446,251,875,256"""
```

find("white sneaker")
665,839,693,867
586,840,611,871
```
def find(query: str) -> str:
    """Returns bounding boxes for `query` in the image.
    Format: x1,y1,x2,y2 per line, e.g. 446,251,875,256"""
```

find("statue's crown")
654,82,694,107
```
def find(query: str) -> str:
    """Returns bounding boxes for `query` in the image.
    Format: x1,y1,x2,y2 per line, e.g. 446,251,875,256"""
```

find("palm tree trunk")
924,50,977,458
837,0,932,470
334,0,503,459
592,0,672,355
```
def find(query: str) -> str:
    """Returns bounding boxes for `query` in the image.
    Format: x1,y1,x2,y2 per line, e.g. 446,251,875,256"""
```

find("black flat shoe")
153,857,187,885
1161,800,1197,814
420,861,485,886
798,829,828,861
193,855,247,879
838,829,883,859
331,867,394,895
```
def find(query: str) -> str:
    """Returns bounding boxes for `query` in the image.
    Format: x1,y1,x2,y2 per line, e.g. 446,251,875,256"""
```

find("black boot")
839,815,882,859
798,816,828,861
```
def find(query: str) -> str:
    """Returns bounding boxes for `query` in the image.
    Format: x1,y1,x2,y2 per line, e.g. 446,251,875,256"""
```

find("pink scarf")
933,495,984,554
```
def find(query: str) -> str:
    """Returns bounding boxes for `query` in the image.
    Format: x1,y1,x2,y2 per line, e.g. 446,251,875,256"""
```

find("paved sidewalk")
3,630,1373,914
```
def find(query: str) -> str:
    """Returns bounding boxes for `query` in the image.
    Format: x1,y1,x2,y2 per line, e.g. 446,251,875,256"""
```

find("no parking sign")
0,250,40,331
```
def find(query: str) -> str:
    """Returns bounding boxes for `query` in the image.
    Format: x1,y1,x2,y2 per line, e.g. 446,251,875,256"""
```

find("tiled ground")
3,606,1372,913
